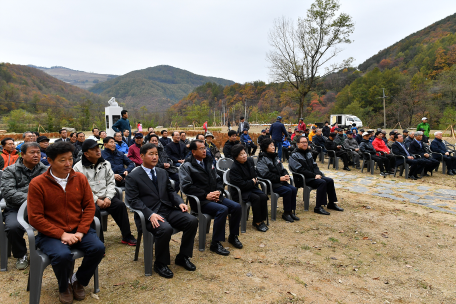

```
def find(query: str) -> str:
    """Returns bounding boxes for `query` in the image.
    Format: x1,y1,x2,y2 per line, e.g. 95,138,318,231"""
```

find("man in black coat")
159,130,172,147
223,130,241,159
289,136,343,215
322,121,331,137
125,143,198,278
325,133,350,170
408,131,439,176
391,134,425,180
180,140,242,256
164,131,188,167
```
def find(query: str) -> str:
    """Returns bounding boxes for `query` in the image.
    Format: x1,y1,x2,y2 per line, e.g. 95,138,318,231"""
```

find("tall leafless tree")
267,0,354,118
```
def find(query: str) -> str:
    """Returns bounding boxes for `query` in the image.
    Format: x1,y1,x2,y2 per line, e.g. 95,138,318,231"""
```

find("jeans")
274,141,283,161
200,198,242,242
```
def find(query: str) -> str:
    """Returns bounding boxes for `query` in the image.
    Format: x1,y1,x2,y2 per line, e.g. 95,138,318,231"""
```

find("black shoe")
380,172,387,177
228,235,243,249
343,167,351,171
281,213,294,222
175,254,196,271
408,175,418,180
210,241,230,256
422,173,430,177
260,222,269,231
452,169,456,174
447,170,454,176
252,222,268,232
121,235,137,246
356,166,361,170
314,206,330,215
154,262,173,278
327,203,344,211
290,213,300,221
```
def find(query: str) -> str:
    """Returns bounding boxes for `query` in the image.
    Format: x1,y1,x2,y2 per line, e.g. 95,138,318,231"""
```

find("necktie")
151,170,158,188
200,161,205,170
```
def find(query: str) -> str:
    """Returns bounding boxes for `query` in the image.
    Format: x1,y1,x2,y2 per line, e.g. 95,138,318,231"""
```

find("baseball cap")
135,133,144,138
261,129,266,133
36,136,50,143
362,132,369,136
82,139,102,152
346,131,353,135
403,129,409,133
277,116,282,120
422,117,427,120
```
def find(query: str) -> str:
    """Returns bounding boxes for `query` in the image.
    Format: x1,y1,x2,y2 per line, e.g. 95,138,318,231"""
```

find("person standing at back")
237,116,249,136
297,118,306,132
417,117,430,137
269,116,288,162
112,110,132,144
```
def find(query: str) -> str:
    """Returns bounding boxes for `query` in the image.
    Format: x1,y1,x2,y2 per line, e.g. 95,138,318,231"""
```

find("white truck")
330,114,363,129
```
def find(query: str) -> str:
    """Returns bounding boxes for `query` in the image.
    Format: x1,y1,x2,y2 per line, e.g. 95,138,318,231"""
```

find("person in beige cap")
205,132,221,160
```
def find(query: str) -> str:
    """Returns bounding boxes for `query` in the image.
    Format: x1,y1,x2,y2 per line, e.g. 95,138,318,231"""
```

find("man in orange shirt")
1,137,19,169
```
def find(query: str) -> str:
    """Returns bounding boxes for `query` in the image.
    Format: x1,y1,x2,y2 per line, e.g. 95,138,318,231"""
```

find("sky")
1,0,456,84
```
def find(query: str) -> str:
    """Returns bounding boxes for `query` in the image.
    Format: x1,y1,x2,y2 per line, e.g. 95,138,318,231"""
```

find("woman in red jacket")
372,131,395,172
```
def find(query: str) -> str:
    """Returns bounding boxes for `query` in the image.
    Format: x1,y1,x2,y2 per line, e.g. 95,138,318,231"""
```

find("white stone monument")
105,97,123,137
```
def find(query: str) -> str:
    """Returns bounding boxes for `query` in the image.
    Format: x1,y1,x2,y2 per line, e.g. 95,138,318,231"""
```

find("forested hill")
358,13,456,76
0,63,103,114
89,65,235,111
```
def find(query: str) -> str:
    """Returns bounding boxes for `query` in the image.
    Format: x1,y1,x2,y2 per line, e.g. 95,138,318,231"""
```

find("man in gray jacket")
343,131,361,169
0,142,47,270
73,139,136,245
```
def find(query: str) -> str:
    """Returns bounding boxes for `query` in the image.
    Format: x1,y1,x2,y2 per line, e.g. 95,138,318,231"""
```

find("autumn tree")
266,0,354,118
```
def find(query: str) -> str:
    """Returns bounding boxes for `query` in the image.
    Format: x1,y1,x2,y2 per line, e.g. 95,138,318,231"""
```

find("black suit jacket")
391,142,414,166
408,140,426,157
55,138,70,142
164,141,188,163
125,166,183,221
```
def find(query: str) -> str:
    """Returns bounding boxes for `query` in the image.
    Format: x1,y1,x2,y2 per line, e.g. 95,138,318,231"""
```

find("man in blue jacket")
240,129,257,156
269,116,288,161
430,131,456,175
112,110,132,144
101,136,135,186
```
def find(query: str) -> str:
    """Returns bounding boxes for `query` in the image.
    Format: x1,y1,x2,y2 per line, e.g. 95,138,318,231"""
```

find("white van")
330,114,363,128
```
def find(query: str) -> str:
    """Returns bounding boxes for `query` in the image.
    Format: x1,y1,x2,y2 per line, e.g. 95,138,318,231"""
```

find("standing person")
203,121,208,133
137,121,142,132
112,110,132,144
1,137,19,169
417,117,430,137
128,133,145,166
322,121,331,137
55,129,70,142
297,118,306,132
269,116,288,162
27,142,105,303
1,142,47,270
237,116,250,135
227,120,231,131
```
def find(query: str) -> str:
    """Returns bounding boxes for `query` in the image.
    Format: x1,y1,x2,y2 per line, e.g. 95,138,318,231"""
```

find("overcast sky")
1,1,455,83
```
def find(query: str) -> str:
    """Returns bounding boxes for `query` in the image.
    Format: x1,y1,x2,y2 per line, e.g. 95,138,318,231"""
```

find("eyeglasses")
197,147,206,151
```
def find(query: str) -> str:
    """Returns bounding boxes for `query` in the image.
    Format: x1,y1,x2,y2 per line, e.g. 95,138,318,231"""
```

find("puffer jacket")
343,137,359,150
101,148,135,175
359,139,377,159
73,155,116,202
1,148,19,169
256,152,289,189
289,148,324,185
0,158,47,209
223,139,240,159
40,149,50,166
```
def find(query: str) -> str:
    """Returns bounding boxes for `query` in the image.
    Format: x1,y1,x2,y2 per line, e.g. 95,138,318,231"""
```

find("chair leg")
442,160,446,174
0,234,8,271
241,204,247,233
102,214,108,232
361,159,365,173
370,160,375,175
134,231,142,261
303,188,311,211
405,164,409,179
29,258,45,304
270,194,277,221
143,233,153,276
198,217,207,252
93,267,100,293
335,157,339,170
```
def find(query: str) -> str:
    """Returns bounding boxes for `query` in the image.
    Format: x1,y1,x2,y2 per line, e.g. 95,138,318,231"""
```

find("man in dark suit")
180,140,243,256
391,134,425,180
164,131,188,167
237,116,249,135
125,143,198,278
55,129,70,142
408,131,439,176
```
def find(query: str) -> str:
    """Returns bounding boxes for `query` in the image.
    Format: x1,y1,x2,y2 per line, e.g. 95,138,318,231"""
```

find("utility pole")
377,88,388,128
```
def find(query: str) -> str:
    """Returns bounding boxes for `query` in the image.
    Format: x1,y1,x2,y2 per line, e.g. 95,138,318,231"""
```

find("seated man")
148,134,180,192
308,126,317,142
180,140,242,256
387,131,396,148
159,130,172,147
334,128,345,146
404,131,415,149
37,135,50,166
282,135,292,161
1,137,19,169
16,131,35,151
55,129,70,142
122,129,133,146
180,132,190,149
223,130,241,159
391,134,425,180
125,143,198,278
311,129,327,153
74,139,137,245
114,132,129,154
325,133,351,171
402,129,409,140
164,131,188,167
240,129,257,156
355,128,364,144
359,132,392,176
0,142,47,270
343,131,361,169
430,131,456,175
87,128,100,141
98,131,107,148
409,131,439,176
128,132,144,166
289,136,343,215
205,132,221,160
101,136,135,186
258,129,270,145
27,142,105,303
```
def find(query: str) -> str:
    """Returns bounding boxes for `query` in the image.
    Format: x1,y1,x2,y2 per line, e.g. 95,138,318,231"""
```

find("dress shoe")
343,167,351,171
356,166,361,170
260,222,269,231
281,213,294,222
210,241,230,256
314,206,330,215
408,175,418,180
447,170,454,176
422,173,430,177
290,213,300,221
175,254,196,271
228,235,243,249
452,169,456,174
252,222,268,232
327,203,344,211
154,262,174,278
72,280,85,301
59,285,73,304
121,235,137,246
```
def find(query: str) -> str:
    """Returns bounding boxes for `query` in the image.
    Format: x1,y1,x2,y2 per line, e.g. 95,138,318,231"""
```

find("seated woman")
256,138,299,222
229,144,269,232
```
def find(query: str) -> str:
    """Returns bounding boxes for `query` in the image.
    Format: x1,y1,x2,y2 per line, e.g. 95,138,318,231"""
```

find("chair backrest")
223,169,231,184
216,158,234,172
252,156,258,166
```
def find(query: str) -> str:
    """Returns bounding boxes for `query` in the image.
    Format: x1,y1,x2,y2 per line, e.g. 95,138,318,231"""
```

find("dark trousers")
273,184,297,212
168,172,180,192
4,208,27,258
335,151,350,167
144,204,198,265
283,147,292,161
115,179,126,187
385,154,397,169
371,155,391,172
200,198,241,242
94,197,132,242
274,141,283,162
247,189,268,223
403,158,424,176
245,142,257,156
35,228,105,293
420,157,439,173
439,155,456,170
306,177,338,208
